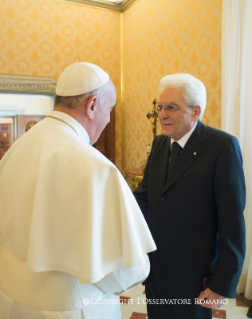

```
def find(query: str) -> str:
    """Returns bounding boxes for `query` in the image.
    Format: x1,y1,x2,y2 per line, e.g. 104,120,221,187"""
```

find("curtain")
222,0,252,298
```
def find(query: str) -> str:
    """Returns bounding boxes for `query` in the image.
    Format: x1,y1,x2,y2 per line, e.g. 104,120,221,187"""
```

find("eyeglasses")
157,102,192,113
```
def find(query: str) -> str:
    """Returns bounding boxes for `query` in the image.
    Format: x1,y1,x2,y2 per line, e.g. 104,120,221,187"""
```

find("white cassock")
0,111,156,319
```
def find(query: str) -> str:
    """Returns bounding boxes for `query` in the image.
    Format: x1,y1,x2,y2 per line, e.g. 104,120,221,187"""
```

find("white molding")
53,0,137,12
0,75,56,95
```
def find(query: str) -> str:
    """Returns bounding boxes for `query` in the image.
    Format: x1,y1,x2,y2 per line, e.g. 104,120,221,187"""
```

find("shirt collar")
171,121,198,149
46,111,91,144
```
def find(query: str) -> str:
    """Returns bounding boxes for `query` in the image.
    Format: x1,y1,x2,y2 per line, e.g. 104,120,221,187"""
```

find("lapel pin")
193,152,197,156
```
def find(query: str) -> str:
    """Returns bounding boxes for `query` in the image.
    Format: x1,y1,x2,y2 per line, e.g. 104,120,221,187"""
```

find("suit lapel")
161,121,207,195
157,136,171,191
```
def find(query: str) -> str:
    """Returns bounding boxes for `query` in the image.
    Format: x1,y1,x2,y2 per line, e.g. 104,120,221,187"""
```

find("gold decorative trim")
122,169,143,191
51,0,137,12
51,0,119,12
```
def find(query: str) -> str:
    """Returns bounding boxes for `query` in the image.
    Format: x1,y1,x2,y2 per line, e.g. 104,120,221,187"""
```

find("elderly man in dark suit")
134,74,246,319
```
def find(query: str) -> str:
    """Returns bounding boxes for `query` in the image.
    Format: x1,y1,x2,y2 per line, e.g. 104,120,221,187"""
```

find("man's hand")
197,288,226,309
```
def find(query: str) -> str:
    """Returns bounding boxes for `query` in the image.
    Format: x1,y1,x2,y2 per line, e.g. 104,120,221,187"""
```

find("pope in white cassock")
0,62,156,319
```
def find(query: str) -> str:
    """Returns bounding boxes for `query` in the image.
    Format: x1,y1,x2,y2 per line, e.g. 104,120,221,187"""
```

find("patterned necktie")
168,142,182,177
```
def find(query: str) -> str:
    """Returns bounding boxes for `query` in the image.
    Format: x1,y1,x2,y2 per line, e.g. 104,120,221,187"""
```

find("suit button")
156,218,160,223
159,197,164,202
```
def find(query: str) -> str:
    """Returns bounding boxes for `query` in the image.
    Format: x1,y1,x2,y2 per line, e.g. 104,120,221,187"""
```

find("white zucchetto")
56,62,110,96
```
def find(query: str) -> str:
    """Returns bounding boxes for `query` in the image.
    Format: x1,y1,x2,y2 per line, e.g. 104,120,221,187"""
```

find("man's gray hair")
159,74,206,121
54,82,108,110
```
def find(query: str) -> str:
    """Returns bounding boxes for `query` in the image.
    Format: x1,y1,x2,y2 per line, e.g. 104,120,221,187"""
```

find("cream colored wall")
0,0,122,168
123,0,222,169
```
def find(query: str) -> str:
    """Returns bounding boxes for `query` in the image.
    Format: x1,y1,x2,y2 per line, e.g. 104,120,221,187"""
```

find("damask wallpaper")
0,0,222,171
0,0,123,168
123,0,222,169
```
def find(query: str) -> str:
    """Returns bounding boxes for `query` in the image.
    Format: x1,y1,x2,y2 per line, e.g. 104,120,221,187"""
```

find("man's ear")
192,105,201,121
85,96,97,120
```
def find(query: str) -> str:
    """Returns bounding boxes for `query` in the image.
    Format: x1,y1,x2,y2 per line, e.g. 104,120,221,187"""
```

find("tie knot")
171,142,182,155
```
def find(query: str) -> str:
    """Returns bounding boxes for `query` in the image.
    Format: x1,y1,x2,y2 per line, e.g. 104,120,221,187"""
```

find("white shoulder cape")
0,112,156,283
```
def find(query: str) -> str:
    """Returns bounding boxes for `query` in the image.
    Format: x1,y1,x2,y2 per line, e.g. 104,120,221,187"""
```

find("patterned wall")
123,0,222,169
0,0,222,171
0,0,122,168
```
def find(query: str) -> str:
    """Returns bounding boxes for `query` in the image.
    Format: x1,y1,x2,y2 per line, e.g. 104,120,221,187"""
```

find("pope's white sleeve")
94,254,150,295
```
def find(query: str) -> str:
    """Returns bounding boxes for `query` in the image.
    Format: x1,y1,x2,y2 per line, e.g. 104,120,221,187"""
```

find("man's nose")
158,107,168,119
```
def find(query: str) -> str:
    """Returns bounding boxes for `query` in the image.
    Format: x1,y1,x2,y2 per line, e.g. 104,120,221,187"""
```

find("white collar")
46,111,91,144
171,121,198,149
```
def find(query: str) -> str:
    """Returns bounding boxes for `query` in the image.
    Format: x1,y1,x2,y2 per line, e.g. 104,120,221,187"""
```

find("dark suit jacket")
134,121,246,318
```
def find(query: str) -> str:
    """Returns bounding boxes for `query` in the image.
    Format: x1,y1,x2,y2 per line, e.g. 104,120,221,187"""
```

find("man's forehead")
159,87,184,102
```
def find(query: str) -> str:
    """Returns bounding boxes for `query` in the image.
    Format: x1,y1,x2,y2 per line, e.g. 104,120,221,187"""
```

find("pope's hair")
54,82,108,111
